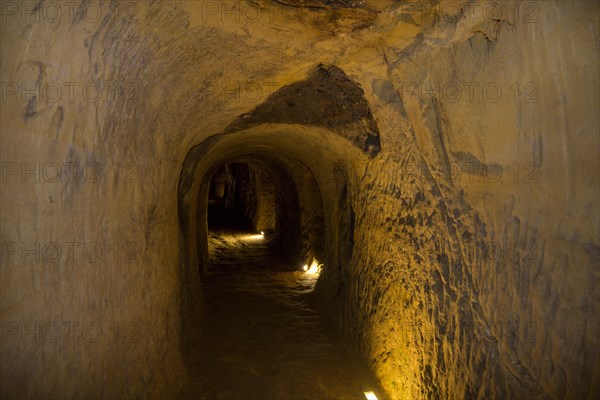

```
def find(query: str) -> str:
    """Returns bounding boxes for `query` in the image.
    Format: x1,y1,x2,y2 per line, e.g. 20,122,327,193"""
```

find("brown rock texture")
1,0,598,399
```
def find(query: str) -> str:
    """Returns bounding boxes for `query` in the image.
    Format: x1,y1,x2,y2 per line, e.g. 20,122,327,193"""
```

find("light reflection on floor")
179,231,385,399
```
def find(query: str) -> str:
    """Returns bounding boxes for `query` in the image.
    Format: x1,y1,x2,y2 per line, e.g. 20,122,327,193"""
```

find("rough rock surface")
1,1,598,399
179,231,384,399
226,65,382,157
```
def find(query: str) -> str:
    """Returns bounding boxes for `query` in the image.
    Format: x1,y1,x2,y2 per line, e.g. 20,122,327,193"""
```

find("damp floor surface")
178,231,385,400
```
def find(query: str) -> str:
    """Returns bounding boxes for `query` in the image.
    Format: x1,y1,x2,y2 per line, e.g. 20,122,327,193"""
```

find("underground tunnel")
1,1,599,399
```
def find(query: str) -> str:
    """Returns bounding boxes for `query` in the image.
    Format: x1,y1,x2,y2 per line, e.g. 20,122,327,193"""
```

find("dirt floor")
178,230,385,400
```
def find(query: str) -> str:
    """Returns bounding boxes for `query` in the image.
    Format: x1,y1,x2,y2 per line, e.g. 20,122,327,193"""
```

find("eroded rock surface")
226,64,381,157
1,1,598,399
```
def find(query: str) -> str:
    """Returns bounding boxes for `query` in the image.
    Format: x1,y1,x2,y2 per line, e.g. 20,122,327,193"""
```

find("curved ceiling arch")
179,123,370,206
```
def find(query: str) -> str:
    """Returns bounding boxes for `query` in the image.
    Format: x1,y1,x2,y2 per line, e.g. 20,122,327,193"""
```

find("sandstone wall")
1,1,597,399
245,165,276,232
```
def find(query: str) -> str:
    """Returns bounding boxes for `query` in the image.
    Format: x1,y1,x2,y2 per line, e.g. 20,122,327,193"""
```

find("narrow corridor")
3,2,598,398
179,229,384,400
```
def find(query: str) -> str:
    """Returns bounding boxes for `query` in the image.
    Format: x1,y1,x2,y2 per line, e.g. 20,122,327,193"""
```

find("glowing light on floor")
242,234,264,241
364,391,378,400
260,231,265,236
302,260,321,275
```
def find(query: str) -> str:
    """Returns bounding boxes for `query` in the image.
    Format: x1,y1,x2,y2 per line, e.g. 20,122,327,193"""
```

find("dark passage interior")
181,163,383,399
207,164,257,233
1,2,599,400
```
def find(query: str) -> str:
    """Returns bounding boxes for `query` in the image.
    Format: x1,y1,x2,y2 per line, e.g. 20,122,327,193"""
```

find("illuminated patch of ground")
179,232,385,400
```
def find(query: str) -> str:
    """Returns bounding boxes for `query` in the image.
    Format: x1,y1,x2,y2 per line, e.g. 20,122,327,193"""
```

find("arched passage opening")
176,124,383,398
203,159,311,265
177,124,368,317
3,3,598,399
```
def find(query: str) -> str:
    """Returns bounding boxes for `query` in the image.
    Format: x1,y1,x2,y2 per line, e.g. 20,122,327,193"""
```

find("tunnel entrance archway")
205,160,304,262
177,124,369,326
175,125,382,398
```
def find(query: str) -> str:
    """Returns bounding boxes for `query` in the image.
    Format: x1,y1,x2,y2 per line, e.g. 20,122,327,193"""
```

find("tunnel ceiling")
2,1,599,400
273,0,372,8
179,124,367,205
226,64,381,157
